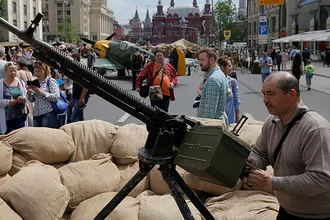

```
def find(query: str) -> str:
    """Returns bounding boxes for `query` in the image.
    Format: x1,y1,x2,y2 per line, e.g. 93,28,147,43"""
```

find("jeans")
33,111,58,128
305,74,312,86
66,93,72,124
5,117,25,134
150,95,170,112
277,207,330,220
71,95,89,122
132,70,140,90
262,72,271,83
57,114,66,128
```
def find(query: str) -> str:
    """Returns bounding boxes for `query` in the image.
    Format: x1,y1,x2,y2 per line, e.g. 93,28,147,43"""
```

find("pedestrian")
281,49,288,71
197,48,228,123
218,55,241,125
56,79,67,128
275,51,282,72
130,48,143,90
324,45,330,67
136,49,177,112
16,58,34,83
302,48,310,66
270,49,277,72
0,62,27,134
291,53,304,81
0,45,7,79
259,52,273,83
27,61,60,128
245,72,330,219
304,59,314,91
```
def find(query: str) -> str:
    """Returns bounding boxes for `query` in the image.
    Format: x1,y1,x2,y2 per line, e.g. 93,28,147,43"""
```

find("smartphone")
79,104,87,110
27,79,40,88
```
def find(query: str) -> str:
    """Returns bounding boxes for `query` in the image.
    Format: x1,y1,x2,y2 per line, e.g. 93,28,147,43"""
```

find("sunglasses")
4,62,18,70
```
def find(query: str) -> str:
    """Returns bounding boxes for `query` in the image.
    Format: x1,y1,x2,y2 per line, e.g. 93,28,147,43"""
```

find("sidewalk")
311,61,330,78
300,61,330,94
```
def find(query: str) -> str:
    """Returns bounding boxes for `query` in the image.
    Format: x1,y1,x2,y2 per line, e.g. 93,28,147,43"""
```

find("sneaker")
307,88,311,91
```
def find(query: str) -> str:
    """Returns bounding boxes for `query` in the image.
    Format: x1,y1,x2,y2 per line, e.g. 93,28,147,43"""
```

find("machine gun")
0,14,252,220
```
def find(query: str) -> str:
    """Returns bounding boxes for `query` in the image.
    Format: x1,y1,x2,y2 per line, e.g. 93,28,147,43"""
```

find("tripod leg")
160,165,194,220
94,162,154,220
174,170,215,220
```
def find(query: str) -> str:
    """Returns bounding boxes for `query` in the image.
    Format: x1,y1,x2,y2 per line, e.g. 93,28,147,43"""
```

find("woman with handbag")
0,62,28,134
136,49,178,112
27,61,60,128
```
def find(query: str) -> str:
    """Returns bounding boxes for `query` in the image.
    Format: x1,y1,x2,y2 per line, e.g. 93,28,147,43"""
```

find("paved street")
85,65,330,125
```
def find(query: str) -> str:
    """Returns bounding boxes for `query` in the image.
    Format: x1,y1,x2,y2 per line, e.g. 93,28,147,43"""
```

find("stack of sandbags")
117,161,149,197
9,152,29,176
138,190,202,220
0,174,10,187
0,141,12,177
60,120,117,162
228,120,264,147
149,165,187,195
0,198,22,220
70,192,139,220
0,161,70,220
110,124,148,165
58,157,120,209
0,127,76,175
202,190,279,219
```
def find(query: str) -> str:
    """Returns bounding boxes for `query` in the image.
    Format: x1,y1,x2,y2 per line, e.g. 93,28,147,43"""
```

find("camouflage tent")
167,38,198,51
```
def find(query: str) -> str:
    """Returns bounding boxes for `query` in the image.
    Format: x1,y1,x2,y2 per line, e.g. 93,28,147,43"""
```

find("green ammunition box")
174,123,251,188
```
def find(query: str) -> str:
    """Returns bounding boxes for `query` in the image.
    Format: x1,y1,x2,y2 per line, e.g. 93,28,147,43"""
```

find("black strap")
273,110,309,164
148,63,165,86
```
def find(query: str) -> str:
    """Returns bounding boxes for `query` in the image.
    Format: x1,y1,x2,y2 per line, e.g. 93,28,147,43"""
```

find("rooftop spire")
158,0,162,5
193,0,197,7
134,7,139,20
170,0,174,7
145,8,150,20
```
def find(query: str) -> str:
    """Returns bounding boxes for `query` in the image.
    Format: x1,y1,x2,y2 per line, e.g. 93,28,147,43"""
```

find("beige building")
42,0,114,42
0,0,43,42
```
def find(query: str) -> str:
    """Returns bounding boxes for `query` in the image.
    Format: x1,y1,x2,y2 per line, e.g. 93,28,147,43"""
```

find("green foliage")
57,17,79,43
0,0,6,18
213,0,238,44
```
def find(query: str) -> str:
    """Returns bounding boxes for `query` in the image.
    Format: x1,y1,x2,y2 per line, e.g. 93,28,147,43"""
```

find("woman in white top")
0,62,27,134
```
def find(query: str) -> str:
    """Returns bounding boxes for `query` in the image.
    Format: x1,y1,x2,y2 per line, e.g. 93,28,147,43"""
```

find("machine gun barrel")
0,14,175,129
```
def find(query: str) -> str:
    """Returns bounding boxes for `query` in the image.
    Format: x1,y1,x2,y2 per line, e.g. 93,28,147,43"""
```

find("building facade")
127,8,153,44
238,0,247,18
0,0,43,42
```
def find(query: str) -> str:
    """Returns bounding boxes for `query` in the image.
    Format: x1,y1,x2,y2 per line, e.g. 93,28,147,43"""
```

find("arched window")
188,13,193,17
195,13,200,17
167,14,172,18
173,13,178,18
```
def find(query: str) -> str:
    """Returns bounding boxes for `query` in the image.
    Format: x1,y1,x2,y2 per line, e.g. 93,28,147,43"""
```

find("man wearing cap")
0,45,6,79
23,48,34,74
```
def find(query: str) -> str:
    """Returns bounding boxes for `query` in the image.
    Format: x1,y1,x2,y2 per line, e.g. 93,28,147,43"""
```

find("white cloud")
108,0,240,25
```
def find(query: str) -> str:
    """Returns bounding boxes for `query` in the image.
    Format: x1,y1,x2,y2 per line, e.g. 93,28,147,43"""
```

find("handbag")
139,63,164,98
47,79,69,114
149,68,165,101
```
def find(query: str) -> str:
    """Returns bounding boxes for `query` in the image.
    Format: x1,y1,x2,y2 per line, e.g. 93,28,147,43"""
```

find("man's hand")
245,169,273,194
9,99,17,106
16,96,24,103
78,98,85,106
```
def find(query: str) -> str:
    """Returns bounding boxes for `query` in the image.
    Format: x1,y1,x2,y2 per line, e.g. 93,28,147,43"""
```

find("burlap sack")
183,172,242,196
58,157,120,208
149,165,187,195
0,161,70,220
0,141,12,175
0,127,75,164
0,174,11,187
0,197,22,220
117,162,149,197
228,120,264,147
70,192,139,220
8,152,29,176
203,190,279,220
138,190,202,220
111,124,148,165
60,120,117,162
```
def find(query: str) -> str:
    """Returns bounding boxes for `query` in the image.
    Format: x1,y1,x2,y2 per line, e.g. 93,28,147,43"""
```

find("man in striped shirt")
197,48,228,123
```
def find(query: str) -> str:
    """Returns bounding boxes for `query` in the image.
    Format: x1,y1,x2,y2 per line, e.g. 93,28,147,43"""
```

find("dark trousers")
150,95,170,112
324,56,330,67
5,118,25,134
277,207,330,220
132,70,140,90
66,93,72,124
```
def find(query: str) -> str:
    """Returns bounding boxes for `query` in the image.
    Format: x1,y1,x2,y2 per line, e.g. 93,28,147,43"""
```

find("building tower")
156,0,164,16
170,0,175,8
144,8,152,32
193,0,198,8
130,8,142,32
202,0,213,45
153,0,165,44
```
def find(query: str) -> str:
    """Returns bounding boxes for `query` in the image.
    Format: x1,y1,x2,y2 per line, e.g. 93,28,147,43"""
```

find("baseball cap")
56,79,64,87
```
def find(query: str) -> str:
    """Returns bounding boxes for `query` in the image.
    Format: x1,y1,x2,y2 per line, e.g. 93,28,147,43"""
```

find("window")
13,19,17,26
24,21,28,29
57,3,62,7
13,2,17,13
33,7,36,16
67,11,70,16
24,5,27,15
57,11,62,15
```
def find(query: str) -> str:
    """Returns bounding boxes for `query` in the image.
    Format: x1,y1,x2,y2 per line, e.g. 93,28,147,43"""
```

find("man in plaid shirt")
198,48,228,123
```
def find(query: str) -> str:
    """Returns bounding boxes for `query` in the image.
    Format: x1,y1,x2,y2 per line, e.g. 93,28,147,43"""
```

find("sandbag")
60,120,117,162
138,190,202,220
203,190,279,220
8,152,29,176
183,172,242,196
228,120,264,147
111,124,148,165
0,161,70,220
149,165,187,195
70,192,139,220
117,162,149,197
0,127,75,164
0,174,11,187
0,197,22,220
0,141,13,175
58,157,120,208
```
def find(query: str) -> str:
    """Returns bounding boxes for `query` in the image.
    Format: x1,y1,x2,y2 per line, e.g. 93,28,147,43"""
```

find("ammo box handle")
232,115,248,136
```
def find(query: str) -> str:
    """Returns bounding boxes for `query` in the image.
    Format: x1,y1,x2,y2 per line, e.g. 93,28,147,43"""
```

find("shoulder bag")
139,63,164,98
47,79,69,114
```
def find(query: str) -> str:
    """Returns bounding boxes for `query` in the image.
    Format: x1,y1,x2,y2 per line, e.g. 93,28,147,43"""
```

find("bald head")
264,72,300,99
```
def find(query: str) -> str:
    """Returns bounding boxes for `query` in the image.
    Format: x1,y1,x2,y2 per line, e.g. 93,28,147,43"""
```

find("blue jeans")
71,95,89,122
5,117,25,134
305,74,312,86
57,114,66,128
262,72,271,83
33,111,58,128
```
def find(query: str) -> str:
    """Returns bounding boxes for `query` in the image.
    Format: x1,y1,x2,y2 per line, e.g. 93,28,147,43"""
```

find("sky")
108,0,240,25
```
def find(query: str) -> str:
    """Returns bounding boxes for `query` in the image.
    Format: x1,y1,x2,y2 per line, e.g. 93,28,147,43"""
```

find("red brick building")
128,0,213,45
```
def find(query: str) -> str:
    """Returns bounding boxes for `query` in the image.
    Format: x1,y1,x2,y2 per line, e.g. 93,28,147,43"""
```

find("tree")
213,0,237,47
57,17,79,43
0,0,6,18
